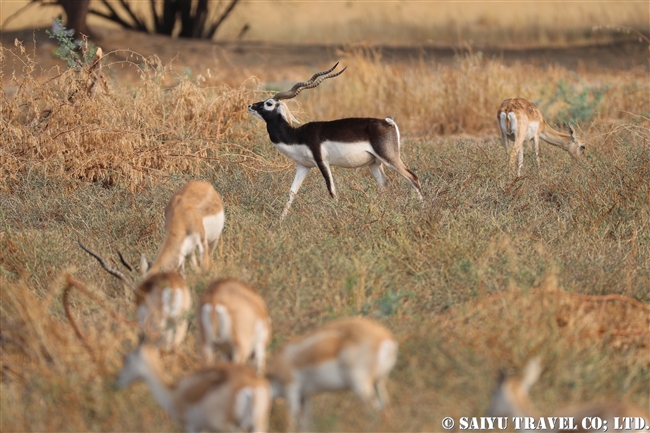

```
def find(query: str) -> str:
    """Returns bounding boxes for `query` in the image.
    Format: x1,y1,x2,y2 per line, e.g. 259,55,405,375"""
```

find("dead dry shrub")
0,273,201,431
439,286,649,364
1,42,263,192
387,283,649,429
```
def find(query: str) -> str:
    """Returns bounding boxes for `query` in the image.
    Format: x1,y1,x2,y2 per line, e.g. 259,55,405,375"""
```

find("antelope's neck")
141,363,177,420
149,232,185,274
539,123,572,150
267,118,299,145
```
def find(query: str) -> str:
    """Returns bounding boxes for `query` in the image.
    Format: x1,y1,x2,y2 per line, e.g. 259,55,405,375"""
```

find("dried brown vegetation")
1,37,649,432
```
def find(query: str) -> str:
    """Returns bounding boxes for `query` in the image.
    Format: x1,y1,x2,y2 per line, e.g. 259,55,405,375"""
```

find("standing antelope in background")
142,180,225,275
248,63,423,220
487,358,648,432
267,317,398,432
497,98,586,176
117,342,271,433
79,242,192,351
198,279,271,374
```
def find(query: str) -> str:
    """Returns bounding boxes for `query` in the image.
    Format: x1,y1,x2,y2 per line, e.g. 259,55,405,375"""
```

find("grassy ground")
1,37,649,431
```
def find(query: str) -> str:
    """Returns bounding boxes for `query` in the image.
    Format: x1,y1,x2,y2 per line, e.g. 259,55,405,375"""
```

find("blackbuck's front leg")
313,150,338,200
281,164,311,221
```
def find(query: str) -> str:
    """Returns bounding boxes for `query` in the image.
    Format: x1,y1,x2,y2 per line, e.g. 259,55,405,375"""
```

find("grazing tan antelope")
117,342,271,433
79,242,192,351
143,180,225,275
248,63,423,220
487,358,648,432
497,98,586,176
267,317,398,432
198,279,271,374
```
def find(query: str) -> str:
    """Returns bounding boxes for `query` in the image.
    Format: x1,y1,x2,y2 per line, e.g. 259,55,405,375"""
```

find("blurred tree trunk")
85,0,241,40
58,0,91,39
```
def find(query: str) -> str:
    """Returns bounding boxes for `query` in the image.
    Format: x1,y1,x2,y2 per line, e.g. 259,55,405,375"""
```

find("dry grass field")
1,3,650,432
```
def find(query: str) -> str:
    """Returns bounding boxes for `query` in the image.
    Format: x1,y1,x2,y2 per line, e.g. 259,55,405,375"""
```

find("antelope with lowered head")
248,63,423,220
117,341,271,433
487,357,648,432
497,98,586,176
79,241,192,351
198,278,271,374
266,317,398,432
142,180,225,275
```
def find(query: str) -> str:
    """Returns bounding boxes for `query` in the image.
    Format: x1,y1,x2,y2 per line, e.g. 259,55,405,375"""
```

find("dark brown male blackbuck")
248,63,423,220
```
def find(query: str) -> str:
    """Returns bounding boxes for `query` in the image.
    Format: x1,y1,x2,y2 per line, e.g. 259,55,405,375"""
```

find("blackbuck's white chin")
248,107,263,120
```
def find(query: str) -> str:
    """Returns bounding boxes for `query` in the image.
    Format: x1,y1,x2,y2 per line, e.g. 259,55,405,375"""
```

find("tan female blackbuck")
497,98,586,176
79,242,192,351
266,317,398,432
198,279,271,374
142,180,225,275
487,358,648,432
117,342,271,433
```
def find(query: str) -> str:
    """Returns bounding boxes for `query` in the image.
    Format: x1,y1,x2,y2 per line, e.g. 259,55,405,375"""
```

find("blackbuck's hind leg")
350,369,383,411
172,319,189,349
533,135,541,169
202,342,215,364
383,159,423,201
510,133,526,177
374,377,390,409
297,397,312,433
498,116,510,151
517,146,524,176
281,164,310,221
369,161,388,189
285,383,302,433
200,236,210,270
372,146,423,200
253,322,268,374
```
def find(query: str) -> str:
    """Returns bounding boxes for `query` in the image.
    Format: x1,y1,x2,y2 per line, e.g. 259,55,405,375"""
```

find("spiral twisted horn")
272,62,347,101
78,240,135,291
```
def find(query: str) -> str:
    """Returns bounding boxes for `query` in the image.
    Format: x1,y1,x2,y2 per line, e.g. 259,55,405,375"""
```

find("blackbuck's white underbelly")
322,141,376,167
274,141,376,168
521,121,540,141
180,233,202,258
203,211,225,243
297,359,349,396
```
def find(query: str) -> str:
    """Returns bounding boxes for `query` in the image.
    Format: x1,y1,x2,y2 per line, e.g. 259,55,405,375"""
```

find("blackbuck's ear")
568,124,576,138
520,357,542,393
278,101,300,125
496,368,507,385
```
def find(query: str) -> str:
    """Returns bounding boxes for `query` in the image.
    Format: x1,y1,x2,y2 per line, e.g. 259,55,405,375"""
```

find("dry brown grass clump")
1,42,269,191
288,49,648,137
